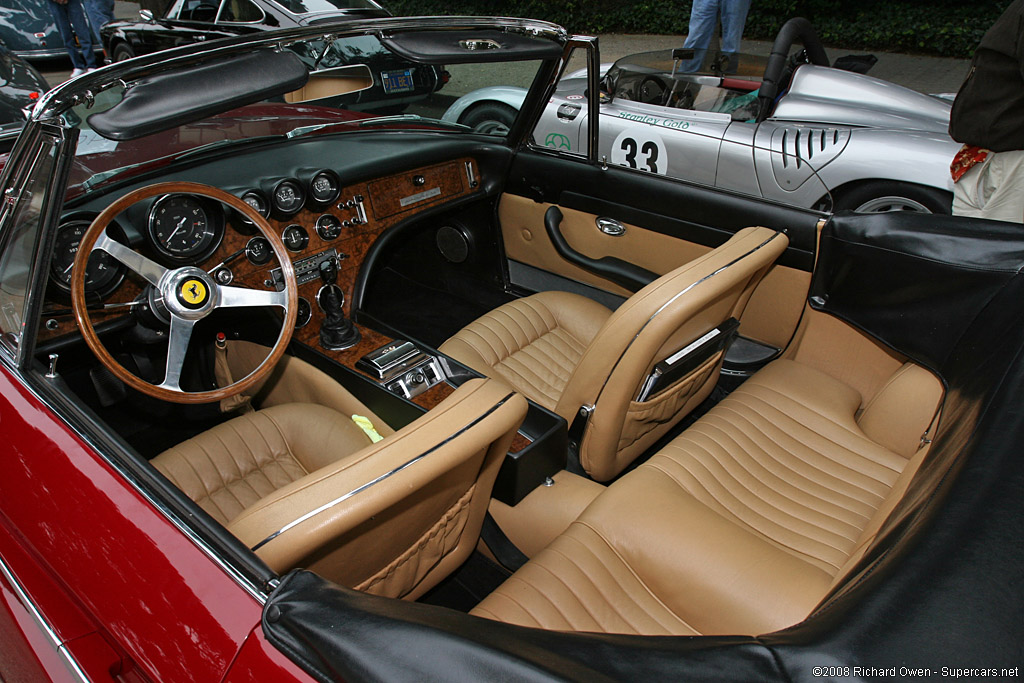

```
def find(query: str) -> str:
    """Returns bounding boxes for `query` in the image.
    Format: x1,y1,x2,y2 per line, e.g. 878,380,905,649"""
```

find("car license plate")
381,69,415,94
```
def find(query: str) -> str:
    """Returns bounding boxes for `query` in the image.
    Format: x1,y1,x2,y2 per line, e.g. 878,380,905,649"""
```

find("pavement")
38,3,971,96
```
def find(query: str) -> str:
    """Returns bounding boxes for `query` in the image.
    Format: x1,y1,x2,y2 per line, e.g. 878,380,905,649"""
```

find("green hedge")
384,0,1010,58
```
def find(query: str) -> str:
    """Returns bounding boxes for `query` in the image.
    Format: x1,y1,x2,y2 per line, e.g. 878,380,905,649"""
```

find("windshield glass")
63,31,548,196
606,49,765,116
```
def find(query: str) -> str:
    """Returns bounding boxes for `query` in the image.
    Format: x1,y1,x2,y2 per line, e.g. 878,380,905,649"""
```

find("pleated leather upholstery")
471,359,939,636
153,403,372,526
442,227,788,481
155,380,528,600
439,291,611,413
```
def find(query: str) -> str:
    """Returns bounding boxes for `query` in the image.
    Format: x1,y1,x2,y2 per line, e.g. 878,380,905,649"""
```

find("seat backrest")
557,226,788,481
227,378,527,600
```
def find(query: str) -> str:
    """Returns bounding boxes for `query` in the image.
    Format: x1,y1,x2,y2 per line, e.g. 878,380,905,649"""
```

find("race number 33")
611,130,666,174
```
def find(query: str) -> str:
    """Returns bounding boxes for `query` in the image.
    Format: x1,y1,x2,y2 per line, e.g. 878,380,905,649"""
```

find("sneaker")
69,68,86,78
86,67,98,73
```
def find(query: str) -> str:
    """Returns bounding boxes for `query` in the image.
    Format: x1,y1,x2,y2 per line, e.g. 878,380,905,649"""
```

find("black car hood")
263,210,1024,681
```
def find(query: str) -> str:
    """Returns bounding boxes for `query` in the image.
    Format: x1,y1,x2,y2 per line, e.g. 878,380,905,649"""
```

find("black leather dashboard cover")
262,210,1024,680
88,50,308,141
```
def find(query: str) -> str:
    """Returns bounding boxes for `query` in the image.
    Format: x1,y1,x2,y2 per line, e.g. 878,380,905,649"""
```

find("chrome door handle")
596,216,626,236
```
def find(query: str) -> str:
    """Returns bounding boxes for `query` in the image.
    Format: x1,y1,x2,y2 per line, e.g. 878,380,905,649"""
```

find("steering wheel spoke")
72,181,298,404
158,316,196,391
219,284,288,310
95,230,167,286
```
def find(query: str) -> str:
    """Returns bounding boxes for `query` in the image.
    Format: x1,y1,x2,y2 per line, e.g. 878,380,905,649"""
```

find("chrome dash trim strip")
0,551,89,683
251,392,515,552
594,231,784,404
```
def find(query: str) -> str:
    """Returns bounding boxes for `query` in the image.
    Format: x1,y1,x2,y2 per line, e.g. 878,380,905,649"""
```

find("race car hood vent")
88,50,309,141
381,30,562,64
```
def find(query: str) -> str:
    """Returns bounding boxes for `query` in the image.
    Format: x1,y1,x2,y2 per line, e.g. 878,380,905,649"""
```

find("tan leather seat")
154,378,527,599
441,226,788,481
470,359,943,635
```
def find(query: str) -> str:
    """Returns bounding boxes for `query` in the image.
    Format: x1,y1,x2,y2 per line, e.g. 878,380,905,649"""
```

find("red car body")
0,367,308,681
0,98,366,683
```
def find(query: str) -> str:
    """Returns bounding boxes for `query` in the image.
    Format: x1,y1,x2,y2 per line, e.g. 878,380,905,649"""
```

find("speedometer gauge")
49,219,125,298
148,194,223,262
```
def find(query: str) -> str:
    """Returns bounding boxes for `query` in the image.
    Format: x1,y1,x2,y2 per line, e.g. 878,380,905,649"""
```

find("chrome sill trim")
252,392,515,552
0,551,90,683
594,231,784,404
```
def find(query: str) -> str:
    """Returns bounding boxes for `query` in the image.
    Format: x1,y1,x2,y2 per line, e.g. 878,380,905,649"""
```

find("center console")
355,340,447,400
294,324,567,506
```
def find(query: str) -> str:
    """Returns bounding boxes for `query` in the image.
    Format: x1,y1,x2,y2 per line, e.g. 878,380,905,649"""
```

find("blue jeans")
679,0,752,71
49,0,97,69
83,0,115,43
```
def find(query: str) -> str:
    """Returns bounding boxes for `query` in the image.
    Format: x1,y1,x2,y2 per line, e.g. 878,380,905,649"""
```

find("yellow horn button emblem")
179,279,208,308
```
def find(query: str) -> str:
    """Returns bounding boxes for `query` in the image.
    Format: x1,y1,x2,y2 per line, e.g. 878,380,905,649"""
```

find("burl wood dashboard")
42,157,483,411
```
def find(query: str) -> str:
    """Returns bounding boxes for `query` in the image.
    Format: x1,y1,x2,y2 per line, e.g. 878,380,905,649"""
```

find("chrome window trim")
252,392,515,552
165,0,188,20
264,0,384,19
0,126,62,366
0,550,90,683
215,0,268,26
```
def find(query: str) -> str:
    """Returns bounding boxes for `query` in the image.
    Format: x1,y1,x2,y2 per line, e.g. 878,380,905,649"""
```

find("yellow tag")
352,414,383,443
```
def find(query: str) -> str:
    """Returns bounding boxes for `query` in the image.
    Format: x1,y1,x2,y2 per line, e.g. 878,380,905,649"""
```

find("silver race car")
443,19,958,213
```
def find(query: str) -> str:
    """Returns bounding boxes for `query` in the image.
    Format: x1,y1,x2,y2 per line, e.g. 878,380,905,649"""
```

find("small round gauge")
272,179,305,216
282,224,309,252
49,219,126,298
148,194,222,261
245,236,272,265
309,170,340,205
239,190,269,221
315,214,343,241
242,190,268,217
295,297,312,329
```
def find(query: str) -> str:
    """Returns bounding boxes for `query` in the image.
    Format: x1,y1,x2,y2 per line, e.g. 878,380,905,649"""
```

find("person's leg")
65,0,98,68
682,0,720,49
680,0,720,71
719,0,752,55
48,1,87,70
83,0,115,43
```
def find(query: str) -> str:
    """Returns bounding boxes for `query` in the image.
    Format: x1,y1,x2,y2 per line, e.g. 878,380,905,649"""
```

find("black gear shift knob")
319,257,338,285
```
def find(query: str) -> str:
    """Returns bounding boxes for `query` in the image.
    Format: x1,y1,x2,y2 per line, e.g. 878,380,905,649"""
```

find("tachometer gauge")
49,219,126,298
148,194,223,262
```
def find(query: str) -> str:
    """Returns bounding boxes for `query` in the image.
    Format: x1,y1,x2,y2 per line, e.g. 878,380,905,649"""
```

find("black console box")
491,402,567,506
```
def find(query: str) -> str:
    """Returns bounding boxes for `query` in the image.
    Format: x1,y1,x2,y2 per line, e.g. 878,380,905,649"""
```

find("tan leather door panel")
498,192,810,349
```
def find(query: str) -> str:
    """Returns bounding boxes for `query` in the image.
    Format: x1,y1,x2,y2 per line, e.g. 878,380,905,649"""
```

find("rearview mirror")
284,64,374,104
140,9,155,21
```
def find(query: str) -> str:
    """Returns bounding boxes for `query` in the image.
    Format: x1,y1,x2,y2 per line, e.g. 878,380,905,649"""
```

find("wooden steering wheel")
71,182,298,404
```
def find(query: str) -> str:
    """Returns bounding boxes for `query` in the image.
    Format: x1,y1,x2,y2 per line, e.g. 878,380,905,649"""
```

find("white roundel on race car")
610,128,668,174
